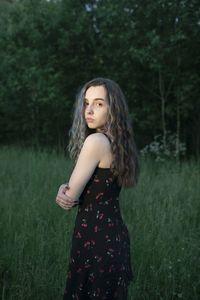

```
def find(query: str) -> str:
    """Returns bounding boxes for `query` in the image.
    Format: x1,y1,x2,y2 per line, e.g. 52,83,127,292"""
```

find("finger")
56,197,76,208
59,185,67,193
63,183,70,190
56,199,71,210
56,195,79,208
58,200,77,209
59,184,66,190
58,184,69,193
59,200,77,208
65,183,70,189
57,187,71,198
56,195,75,203
59,192,76,203
61,186,69,194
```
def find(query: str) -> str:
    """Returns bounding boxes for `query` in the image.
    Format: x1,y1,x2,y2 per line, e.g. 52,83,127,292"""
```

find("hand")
55,183,79,210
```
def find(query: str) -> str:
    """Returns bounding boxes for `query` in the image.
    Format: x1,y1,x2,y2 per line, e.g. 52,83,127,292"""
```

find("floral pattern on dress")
63,167,133,300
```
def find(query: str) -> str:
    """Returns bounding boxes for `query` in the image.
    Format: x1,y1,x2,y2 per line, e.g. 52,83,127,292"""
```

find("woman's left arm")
56,133,106,210
55,183,79,210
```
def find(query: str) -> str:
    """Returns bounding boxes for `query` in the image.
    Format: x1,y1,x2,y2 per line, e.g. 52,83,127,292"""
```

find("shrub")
140,131,186,162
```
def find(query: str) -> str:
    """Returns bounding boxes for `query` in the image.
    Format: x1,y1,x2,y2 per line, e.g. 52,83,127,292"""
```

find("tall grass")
0,146,199,300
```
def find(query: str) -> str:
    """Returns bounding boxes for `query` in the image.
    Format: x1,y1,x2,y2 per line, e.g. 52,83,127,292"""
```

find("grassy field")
0,146,199,300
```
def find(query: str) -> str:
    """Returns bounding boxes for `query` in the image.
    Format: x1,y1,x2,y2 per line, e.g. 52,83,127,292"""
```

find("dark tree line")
0,0,199,157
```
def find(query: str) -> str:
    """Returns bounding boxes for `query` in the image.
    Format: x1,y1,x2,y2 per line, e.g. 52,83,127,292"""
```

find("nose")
85,104,94,114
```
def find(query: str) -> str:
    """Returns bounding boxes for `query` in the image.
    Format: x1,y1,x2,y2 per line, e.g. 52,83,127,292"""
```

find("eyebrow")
84,97,105,102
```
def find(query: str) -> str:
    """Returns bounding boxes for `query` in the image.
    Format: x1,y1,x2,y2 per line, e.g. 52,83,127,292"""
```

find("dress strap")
102,132,111,143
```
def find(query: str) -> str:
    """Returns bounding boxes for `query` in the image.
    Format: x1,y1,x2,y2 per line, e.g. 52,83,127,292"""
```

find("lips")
86,118,94,122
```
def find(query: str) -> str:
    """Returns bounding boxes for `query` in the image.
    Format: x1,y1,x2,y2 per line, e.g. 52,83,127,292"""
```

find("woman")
56,78,139,299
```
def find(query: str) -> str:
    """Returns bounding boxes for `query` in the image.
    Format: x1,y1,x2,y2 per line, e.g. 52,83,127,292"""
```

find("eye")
96,102,103,107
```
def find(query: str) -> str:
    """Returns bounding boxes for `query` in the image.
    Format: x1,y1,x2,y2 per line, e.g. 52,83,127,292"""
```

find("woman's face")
84,85,109,132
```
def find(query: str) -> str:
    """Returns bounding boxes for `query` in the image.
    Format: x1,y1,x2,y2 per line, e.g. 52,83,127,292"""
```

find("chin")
87,124,97,129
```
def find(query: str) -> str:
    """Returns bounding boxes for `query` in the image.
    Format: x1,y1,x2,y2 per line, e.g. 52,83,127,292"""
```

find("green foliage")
0,0,199,156
140,131,186,161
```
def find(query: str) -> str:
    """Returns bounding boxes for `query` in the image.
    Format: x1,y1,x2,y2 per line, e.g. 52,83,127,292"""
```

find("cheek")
102,110,109,122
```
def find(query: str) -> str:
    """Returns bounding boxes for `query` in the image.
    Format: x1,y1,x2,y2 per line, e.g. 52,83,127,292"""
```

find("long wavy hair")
67,77,139,188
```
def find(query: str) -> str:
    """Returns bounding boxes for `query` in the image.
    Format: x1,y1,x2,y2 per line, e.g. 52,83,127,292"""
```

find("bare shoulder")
82,133,112,167
83,133,110,150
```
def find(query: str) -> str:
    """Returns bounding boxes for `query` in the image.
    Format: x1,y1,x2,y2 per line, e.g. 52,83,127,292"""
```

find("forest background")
0,0,199,158
0,1,200,300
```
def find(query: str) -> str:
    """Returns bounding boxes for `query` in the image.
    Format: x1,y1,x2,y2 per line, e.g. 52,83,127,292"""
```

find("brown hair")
68,77,139,188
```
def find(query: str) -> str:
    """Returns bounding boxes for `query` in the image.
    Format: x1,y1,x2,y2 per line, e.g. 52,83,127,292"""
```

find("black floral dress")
63,166,133,300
